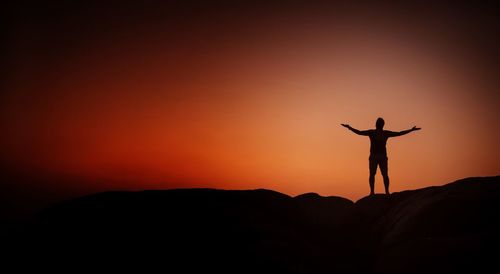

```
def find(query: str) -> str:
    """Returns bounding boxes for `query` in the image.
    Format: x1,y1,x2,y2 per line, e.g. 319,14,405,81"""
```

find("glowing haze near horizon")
3,2,499,201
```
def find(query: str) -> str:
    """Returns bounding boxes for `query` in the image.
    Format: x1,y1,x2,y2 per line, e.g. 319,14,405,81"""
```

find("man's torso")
369,130,389,159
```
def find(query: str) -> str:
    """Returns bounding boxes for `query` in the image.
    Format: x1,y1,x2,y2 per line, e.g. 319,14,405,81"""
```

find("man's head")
376,117,385,130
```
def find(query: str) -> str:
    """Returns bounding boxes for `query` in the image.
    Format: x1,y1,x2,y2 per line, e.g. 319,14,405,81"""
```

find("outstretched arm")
341,124,371,136
387,126,421,137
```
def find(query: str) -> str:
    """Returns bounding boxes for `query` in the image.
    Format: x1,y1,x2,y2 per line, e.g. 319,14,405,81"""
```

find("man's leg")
369,159,377,195
380,159,390,195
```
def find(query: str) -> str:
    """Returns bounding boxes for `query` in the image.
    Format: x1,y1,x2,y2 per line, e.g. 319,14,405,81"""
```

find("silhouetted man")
341,118,421,195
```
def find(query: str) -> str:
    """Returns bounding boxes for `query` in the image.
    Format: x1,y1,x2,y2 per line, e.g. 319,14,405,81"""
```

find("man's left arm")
387,126,421,137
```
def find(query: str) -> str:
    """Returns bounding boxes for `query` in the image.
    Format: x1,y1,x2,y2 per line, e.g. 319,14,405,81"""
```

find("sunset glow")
3,2,499,204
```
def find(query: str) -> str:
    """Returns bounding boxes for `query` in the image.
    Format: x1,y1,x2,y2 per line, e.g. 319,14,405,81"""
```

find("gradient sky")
2,1,500,216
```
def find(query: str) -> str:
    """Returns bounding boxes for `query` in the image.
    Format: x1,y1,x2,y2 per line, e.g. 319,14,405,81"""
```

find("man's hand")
411,126,421,131
341,124,351,129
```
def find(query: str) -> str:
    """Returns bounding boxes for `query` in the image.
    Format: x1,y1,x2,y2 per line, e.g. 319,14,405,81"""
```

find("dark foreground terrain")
6,176,500,273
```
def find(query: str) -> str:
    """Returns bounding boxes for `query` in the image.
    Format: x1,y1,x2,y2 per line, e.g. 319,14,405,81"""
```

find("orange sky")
3,2,499,203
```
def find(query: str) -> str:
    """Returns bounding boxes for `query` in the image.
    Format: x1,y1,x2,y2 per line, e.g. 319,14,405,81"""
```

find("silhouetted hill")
7,176,500,273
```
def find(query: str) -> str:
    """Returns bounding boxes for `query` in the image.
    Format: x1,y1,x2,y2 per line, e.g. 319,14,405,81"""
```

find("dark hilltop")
6,176,500,273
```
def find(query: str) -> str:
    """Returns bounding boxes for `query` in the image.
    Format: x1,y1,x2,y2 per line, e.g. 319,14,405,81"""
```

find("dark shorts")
369,156,388,175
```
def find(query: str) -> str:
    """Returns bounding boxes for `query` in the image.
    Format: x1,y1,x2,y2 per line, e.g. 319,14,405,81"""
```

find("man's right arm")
341,124,371,136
